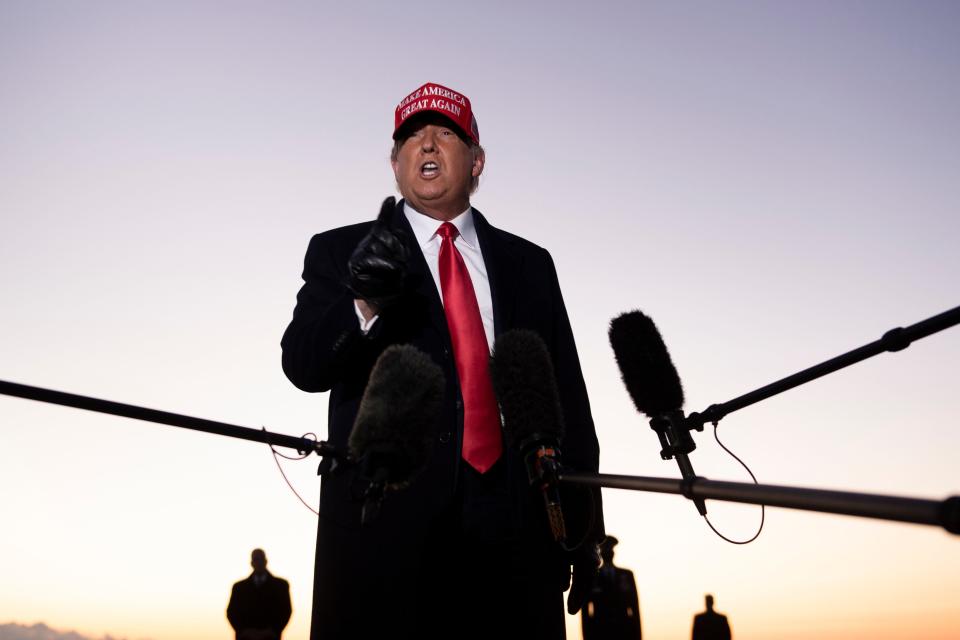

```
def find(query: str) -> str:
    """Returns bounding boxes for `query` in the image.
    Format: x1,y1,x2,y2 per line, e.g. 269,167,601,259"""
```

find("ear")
391,157,400,180
471,147,485,178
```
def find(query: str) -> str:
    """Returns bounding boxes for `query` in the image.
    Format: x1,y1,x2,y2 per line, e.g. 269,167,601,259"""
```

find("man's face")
391,117,484,221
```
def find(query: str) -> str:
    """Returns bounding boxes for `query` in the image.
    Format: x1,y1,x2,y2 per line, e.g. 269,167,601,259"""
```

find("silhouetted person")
582,536,641,640
227,548,292,640
691,594,731,640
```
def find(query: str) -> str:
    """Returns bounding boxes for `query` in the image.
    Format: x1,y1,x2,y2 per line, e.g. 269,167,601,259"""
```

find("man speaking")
281,81,603,640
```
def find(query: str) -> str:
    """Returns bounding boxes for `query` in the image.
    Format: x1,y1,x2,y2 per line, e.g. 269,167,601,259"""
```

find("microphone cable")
262,426,320,517
703,420,765,544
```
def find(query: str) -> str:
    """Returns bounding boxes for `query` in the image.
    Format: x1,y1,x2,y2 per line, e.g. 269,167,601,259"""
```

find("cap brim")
393,111,475,144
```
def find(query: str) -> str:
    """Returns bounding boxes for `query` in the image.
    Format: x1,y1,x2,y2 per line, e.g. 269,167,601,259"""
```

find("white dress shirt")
354,202,495,353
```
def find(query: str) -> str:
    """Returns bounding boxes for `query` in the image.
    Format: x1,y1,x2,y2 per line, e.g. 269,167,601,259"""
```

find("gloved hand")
566,542,601,614
347,197,410,311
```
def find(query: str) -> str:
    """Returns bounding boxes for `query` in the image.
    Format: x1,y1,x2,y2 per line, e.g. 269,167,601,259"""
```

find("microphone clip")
649,410,708,516
517,435,568,544
649,409,698,461
529,444,561,489
314,441,354,477
517,434,561,487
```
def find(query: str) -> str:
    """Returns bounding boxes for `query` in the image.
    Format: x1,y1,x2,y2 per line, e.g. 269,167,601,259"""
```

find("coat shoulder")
307,221,374,251
481,218,553,264
300,221,376,273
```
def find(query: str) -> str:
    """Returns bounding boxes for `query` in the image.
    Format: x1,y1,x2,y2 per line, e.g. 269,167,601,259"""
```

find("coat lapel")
392,199,449,337
473,208,521,338
390,201,521,341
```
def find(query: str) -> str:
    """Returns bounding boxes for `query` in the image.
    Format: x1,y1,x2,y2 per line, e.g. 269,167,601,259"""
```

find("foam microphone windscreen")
489,329,565,450
609,310,685,416
348,344,445,488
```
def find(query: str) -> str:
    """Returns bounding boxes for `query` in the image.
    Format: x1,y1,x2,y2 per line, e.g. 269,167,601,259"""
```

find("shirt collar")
403,201,478,250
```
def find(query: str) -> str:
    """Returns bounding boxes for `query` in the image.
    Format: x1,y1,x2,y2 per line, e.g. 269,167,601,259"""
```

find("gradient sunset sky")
1,2,958,639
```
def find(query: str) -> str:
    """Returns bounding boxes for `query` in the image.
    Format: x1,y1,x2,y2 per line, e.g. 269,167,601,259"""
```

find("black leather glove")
567,542,601,614
347,197,410,311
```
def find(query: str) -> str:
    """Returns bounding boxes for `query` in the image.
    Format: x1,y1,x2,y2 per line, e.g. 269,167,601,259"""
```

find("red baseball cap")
393,81,480,144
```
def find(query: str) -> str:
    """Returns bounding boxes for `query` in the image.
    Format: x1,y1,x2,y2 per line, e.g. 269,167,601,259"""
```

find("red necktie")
437,222,502,473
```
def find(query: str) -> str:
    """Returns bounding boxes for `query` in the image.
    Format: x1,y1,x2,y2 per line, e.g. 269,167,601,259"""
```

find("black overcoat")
281,200,603,639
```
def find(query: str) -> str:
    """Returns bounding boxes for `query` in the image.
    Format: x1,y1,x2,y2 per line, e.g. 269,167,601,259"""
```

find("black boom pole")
560,472,960,535
2,370,958,535
0,379,341,458
687,305,960,428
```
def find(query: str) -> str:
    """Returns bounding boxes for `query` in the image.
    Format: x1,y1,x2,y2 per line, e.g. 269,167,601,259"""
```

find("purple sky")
2,2,958,639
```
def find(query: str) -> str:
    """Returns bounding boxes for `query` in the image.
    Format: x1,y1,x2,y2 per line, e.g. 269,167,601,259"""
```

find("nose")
419,128,437,152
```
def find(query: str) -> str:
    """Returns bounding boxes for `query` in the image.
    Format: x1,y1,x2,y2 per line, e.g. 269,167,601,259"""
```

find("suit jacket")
692,611,731,640
281,200,603,639
226,571,292,640
582,565,642,640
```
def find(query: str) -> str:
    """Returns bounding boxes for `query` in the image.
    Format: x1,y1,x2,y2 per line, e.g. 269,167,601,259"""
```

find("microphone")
489,329,567,544
348,344,445,524
608,311,684,417
609,310,706,515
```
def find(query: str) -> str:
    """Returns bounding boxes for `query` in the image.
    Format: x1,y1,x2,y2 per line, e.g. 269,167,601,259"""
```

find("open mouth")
420,161,439,178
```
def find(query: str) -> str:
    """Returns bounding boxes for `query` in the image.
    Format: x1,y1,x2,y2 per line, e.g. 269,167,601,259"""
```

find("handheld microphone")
489,329,567,544
609,310,706,515
348,344,445,524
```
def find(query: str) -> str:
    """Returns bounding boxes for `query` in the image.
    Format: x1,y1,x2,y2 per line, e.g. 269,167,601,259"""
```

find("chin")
412,190,449,206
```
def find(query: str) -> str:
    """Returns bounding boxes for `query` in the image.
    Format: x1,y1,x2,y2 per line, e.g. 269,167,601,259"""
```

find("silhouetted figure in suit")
582,536,641,639
227,548,292,640
691,594,731,640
